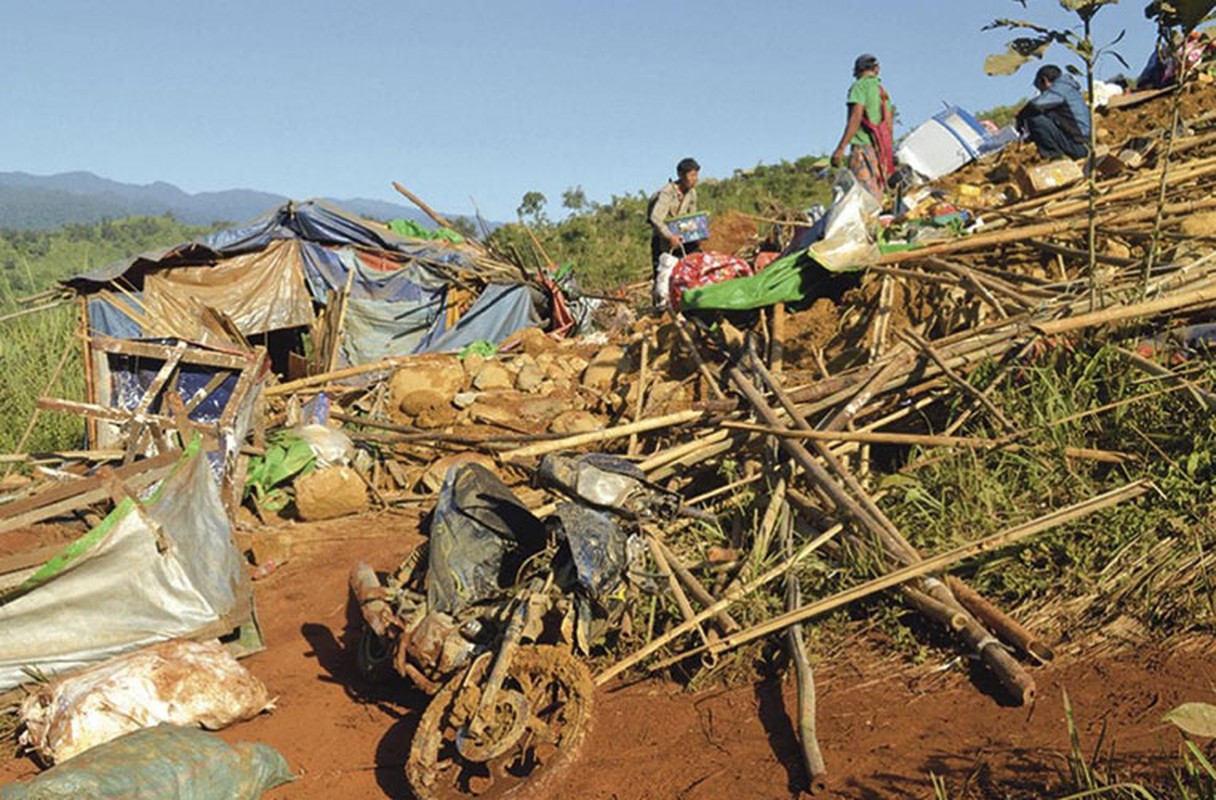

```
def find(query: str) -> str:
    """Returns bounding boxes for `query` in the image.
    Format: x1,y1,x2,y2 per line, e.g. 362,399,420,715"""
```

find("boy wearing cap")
831,54,895,201
647,157,701,274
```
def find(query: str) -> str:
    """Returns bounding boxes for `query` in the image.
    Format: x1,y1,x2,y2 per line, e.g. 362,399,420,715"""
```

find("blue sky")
0,1,1159,221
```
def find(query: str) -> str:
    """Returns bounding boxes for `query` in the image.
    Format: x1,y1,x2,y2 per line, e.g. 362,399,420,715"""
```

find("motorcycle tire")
406,644,594,800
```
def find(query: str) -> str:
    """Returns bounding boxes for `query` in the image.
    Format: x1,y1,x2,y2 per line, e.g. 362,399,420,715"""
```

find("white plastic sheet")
0,443,248,691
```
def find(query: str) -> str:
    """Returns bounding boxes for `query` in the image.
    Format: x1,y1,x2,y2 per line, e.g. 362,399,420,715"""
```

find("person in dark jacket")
1015,64,1091,159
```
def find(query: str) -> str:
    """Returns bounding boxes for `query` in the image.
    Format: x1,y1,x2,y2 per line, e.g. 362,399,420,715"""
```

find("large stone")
420,452,499,493
550,410,604,434
1180,212,1216,238
472,362,514,391
503,326,557,357
462,353,487,376
294,467,369,521
581,346,629,392
390,359,465,405
471,402,523,429
515,363,545,393
517,397,566,420
399,389,448,418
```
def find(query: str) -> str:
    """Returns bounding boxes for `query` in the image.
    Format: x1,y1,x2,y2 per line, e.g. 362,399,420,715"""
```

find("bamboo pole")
266,355,416,396
636,481,1151,676
1034,281,1216,336
653,535,741,634
647,535,716,657
499,409,703,461
944,575,1054,665
780,507,826,790
392,181,458,231
4,334,77,479
673,314,726,401
596,521,846,686
900,330,1018,433
628,340,649,455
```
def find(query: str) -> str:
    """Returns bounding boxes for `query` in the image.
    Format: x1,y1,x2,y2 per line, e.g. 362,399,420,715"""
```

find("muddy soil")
2,507,1211,799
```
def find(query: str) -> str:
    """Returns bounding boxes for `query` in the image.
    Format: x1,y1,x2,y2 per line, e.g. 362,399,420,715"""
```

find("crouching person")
1016,64,1090,160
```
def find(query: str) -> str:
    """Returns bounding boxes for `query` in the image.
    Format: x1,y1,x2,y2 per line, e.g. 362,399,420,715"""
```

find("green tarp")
386,218,465,245
680,250,864,312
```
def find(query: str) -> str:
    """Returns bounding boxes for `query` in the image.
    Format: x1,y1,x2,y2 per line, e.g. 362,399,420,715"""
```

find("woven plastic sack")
0,724,293,800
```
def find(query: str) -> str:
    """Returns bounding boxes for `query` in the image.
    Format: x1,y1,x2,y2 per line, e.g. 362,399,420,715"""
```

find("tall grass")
874,341,1216,634
0,303,84,455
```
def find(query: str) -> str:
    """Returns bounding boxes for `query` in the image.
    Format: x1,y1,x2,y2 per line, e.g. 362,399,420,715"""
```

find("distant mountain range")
0,171,444,231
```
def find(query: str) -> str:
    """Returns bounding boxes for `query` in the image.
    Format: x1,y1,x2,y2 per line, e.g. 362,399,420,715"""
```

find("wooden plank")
36,397,218,433
132,340,187,416
0,450,180,525
0,461,177,534
0,543,71,577
89,336,257,371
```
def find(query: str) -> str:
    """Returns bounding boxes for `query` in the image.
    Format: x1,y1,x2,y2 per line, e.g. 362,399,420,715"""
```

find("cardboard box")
1016,159,1085,197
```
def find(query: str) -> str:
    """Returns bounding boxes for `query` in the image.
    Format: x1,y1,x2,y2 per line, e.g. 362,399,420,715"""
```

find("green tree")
517,191,549,227
562,186,588,213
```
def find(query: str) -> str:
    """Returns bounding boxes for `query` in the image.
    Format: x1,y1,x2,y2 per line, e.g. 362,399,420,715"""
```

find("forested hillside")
488,156,833,290
0,215,224,308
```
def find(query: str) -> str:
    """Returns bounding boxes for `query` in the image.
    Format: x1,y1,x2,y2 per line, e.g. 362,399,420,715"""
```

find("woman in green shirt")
830,54,894,201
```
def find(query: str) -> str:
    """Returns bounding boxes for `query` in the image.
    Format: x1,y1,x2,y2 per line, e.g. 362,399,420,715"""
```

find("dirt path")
2,509,1211,798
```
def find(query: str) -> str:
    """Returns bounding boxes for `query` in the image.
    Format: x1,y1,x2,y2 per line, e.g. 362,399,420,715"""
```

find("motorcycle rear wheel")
406,644,594,800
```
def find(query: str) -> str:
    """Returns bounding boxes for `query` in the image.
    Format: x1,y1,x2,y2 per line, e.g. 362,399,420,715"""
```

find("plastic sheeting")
0,725,294,800
87,294,144,339
0,442,249,691
298,243,448,305
415,283,540,354
340,295,448,365
142,240,314,337
681,253,807,311
67,199,475,289
426,463,545,616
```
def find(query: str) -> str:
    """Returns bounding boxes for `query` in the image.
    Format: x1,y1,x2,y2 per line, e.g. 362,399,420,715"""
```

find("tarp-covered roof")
65,198,476,288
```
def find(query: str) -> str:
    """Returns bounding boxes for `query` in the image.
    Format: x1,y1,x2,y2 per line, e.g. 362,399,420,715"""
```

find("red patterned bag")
667,251,753,311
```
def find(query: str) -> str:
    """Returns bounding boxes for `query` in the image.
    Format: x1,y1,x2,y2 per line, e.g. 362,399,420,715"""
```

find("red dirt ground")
3,507,1213,799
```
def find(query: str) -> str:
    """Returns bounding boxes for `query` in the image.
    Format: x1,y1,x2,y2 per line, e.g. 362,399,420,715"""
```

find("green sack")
681,252,811,312
0,724,294,800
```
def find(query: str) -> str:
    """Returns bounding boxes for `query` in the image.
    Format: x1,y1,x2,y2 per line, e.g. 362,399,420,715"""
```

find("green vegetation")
488,156,832,291
874,342,1216,630
0,215,223,455
0,215,224,308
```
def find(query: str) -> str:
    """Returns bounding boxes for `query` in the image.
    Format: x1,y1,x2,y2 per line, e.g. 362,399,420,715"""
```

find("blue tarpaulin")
417,284,539,354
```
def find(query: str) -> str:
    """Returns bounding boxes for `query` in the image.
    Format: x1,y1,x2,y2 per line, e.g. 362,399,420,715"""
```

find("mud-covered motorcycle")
350,454,676,799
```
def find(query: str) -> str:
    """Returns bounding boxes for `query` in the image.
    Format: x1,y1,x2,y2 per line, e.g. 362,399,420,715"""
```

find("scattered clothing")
848,143,887,204
666,251,752,312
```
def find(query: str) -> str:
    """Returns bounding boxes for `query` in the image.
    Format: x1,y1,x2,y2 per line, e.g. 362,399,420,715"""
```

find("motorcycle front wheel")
406,644,594,800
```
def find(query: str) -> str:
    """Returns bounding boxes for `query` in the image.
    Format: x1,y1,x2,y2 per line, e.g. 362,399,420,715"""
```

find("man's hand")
830,147,846,168
668,233,683,250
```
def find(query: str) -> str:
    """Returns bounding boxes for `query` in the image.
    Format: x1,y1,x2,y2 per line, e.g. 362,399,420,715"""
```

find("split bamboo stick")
500,409,703,461
635,481,1151,678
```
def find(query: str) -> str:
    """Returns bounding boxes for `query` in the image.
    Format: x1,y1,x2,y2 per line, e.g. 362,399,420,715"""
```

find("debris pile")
2,74,1216,797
